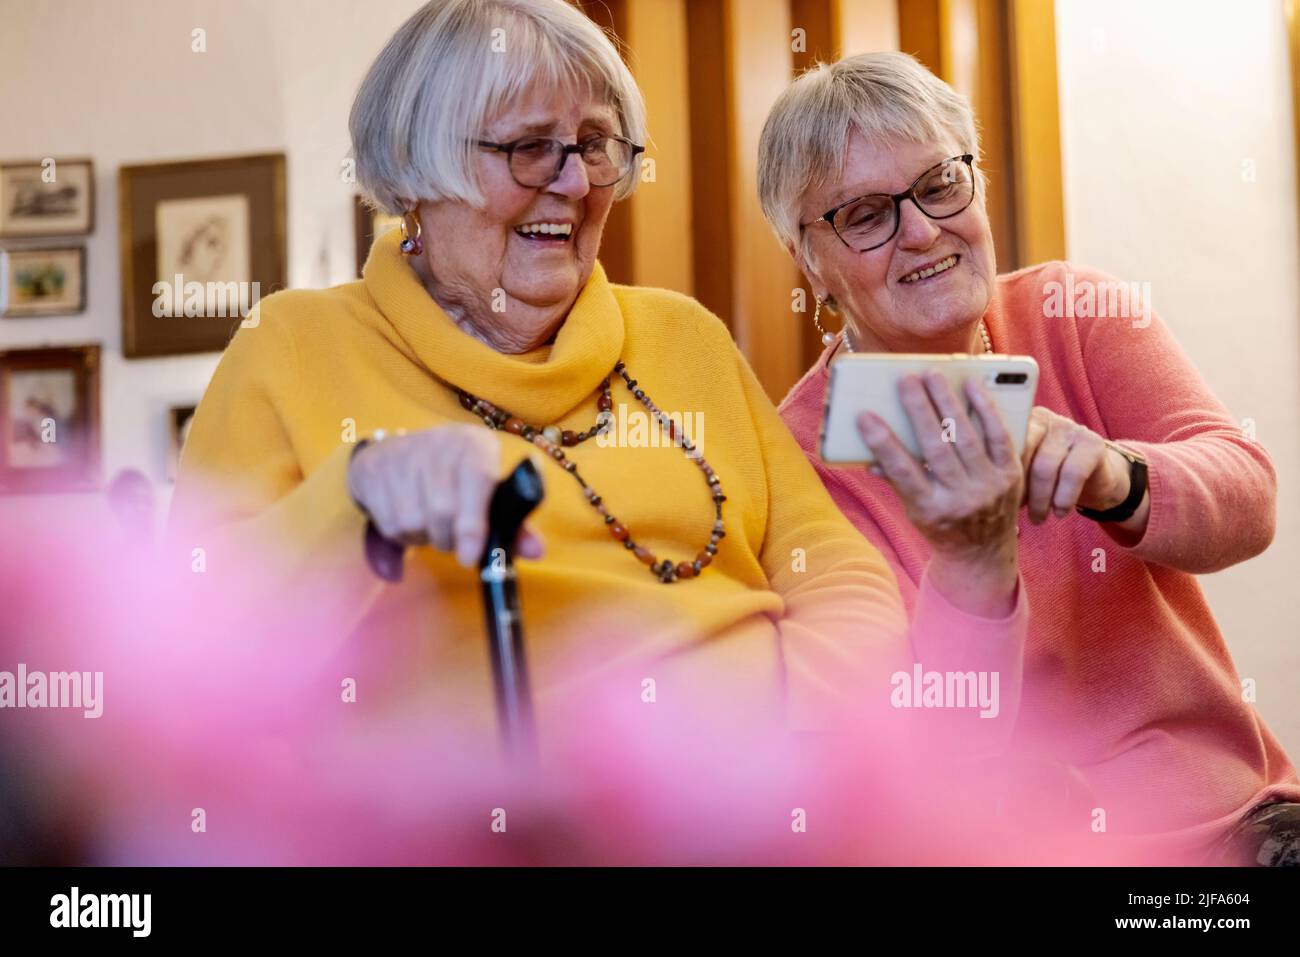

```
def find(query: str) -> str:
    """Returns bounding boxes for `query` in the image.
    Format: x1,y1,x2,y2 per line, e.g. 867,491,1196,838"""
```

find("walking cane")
362,459,544,762
478,459,544,762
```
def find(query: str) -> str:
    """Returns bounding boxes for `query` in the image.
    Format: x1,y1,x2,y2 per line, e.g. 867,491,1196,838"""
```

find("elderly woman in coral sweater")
762,51,1300,864
172,2,1027,746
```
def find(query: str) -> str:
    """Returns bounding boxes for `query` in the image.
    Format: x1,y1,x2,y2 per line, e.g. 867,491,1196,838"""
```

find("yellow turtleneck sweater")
171,229,927,739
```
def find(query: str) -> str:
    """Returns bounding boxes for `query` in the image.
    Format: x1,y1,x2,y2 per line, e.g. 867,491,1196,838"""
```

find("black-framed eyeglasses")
475,135,645,189
800,154,976,252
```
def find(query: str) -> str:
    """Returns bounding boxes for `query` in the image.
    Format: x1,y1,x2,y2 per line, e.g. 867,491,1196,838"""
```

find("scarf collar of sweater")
363,228,625,423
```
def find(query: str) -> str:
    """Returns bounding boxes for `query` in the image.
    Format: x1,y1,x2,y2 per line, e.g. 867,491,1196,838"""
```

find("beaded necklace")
456,361,724,583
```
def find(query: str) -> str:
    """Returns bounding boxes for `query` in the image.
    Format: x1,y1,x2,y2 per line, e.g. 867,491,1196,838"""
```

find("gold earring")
811,297,838,347
399,210,423,255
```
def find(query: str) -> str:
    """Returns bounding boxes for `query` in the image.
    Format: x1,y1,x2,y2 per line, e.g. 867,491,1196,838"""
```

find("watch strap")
1077,443,1148,523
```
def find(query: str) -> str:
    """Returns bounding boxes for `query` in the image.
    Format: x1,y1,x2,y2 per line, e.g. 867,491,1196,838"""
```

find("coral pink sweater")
779,261,1299,846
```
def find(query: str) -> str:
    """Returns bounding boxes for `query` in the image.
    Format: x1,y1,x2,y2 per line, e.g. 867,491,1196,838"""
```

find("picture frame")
0,245,86,317
354,195,402,277
0,159,95,238
118,153,287,358
0,344,101,493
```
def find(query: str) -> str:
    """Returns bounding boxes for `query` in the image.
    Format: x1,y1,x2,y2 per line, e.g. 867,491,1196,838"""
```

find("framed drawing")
0,344,101,493
119,153,287,358
0,246,86,317
0,159,95,238
354,195,402,277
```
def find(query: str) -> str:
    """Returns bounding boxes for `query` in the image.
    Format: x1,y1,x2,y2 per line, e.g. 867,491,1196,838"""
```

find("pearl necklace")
841,320,993,355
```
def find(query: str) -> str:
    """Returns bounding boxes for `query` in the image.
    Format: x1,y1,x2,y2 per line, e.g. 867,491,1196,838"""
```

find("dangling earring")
811,296,837,347
399,210,423,255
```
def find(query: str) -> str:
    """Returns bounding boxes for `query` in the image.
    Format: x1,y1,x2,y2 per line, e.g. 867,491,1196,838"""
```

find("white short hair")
350,0,646,214
757,51,983,251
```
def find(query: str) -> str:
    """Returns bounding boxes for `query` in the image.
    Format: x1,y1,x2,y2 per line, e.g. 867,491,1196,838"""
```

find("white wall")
0,0,426,525
1056,0,1300,756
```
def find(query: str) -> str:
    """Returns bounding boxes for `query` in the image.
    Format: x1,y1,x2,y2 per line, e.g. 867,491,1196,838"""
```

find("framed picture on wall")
354,195,402,277
0,159,95,238
0,246,86,317
0,344,101,493
118,153,287,358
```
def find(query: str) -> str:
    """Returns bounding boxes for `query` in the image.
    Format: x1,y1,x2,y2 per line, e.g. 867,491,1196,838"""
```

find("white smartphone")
819,353,1040,465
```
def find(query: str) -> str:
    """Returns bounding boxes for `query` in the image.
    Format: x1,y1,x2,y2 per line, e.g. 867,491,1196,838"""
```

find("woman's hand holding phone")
855,371,1023,618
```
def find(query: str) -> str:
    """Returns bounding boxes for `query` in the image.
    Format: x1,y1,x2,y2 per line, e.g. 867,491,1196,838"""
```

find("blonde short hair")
757,51,982,251
350,0,646,214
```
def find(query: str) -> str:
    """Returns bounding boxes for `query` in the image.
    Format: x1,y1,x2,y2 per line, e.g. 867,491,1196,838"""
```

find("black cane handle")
481,459,545,562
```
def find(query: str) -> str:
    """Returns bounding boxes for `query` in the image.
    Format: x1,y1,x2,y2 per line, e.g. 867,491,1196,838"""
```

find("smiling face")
412,86,620,353
795,134,997,353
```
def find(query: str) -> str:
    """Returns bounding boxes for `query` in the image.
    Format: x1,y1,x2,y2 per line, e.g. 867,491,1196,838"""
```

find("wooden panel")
576,0,634,284
971,0,1018,269
790,0,836,68
1007,0,1065,263
686,0,735,329
946,0,1019,269
897,0,943,73
623,0,694,294
687,0,802,397
726,0,802,399
790,0,838,376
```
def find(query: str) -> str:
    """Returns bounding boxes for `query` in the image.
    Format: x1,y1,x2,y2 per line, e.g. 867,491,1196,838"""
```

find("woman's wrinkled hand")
346,424,545,568
1020,406,1131,523
856,372,1022,616
857,372,1023,559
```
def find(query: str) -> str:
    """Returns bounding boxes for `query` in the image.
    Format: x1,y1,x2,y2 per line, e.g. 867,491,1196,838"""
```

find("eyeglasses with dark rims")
475,134,645,189
800,154,976,252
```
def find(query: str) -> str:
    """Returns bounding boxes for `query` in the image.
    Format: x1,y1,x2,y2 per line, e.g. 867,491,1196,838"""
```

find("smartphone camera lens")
994,372,1028,385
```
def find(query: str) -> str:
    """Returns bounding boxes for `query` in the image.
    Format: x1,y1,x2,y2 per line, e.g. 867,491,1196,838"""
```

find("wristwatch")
1076,441,1148,523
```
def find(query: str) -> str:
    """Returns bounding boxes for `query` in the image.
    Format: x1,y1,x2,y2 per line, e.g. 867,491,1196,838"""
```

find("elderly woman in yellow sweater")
172,0,1026,743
